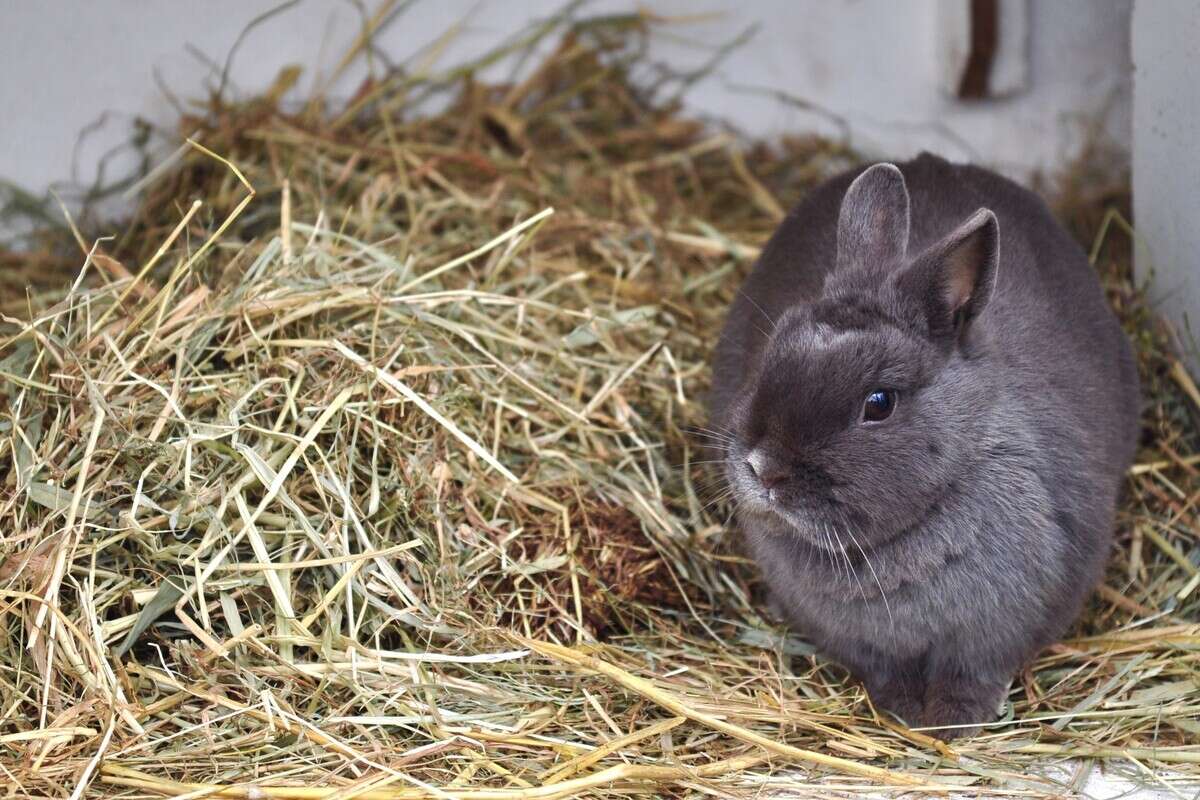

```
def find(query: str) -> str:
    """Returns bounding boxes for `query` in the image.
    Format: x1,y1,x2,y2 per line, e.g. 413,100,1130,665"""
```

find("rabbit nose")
746,451,789,489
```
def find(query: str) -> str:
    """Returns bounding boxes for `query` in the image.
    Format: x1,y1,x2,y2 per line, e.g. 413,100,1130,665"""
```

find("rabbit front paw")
918,676,1006,740
868,681,924,726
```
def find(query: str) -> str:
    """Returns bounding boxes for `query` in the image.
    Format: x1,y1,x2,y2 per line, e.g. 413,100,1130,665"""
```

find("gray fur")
708,154,1140,738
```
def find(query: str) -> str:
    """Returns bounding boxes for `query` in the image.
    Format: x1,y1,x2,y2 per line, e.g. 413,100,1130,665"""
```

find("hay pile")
1,9,1197,798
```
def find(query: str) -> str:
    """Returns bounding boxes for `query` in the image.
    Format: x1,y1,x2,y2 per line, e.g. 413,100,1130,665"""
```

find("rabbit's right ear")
836,163,911,271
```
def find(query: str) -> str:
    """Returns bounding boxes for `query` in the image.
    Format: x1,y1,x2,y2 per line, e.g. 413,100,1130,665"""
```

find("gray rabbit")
708,153,1139,738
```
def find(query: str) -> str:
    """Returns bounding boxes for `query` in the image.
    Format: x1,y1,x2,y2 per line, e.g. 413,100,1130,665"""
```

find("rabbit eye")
862,389,897,423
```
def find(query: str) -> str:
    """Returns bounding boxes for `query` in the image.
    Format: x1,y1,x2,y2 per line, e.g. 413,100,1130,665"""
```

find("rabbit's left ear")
895,208,999,338
836,163,911,271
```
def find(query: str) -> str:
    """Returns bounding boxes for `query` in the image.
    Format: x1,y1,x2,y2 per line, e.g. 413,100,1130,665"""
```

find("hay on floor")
0,8,1197,798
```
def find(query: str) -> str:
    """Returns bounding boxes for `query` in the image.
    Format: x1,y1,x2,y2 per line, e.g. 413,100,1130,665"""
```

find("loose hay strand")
522,638,921,786
333,340,519,483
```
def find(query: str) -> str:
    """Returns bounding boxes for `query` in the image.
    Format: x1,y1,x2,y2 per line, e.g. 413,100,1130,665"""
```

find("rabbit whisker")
739,289,778,332
832,524,871,609
843,524,894,628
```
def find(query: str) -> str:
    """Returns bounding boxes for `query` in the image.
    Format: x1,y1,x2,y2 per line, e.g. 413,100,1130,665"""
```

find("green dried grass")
0,7,1197,798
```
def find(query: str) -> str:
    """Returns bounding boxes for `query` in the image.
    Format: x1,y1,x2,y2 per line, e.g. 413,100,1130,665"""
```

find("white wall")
0,0,1131,230
1132,0,1200,368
